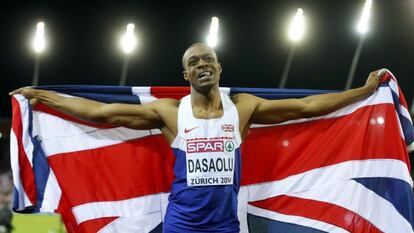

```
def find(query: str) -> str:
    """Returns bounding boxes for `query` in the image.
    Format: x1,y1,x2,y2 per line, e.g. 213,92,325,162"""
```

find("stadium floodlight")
345,0,373,90
356,0,372,34
287,8,305,43
119,23,138,86
33,22,46,54
206,17,219,48
120,23,137,54
279,8,305,88
32,21,47,86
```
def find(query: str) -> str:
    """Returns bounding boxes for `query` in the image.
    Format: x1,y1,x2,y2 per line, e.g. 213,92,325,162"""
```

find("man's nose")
197,59,208,68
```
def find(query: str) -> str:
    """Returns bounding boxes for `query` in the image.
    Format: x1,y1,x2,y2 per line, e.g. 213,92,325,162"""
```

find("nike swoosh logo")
184,126,200,133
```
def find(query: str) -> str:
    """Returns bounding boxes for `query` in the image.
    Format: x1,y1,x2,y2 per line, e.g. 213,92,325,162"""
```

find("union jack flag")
10,71,414,233
221,124,235,132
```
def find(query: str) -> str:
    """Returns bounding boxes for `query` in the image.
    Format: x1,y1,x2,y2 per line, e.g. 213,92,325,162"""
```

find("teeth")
199,71,212,79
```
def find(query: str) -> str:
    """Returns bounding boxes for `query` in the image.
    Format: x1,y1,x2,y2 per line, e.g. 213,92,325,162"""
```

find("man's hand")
364,68,388,95
9,87,40,106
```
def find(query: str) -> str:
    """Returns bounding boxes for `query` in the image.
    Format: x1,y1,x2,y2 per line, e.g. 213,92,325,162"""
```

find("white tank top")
165,92,243,232
171,91,242,186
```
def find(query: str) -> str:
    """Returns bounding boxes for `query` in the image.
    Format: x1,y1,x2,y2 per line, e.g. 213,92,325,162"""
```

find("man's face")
182,44,222,92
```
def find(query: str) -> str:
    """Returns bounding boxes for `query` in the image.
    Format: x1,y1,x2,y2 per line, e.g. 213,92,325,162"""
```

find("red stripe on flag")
150,86,190,100
34,103,116,129
251,195,383,233
48,134,175,206
79,217,118,233
11,97,37,205
57,194,118,233
241,103,407,185
57,195,82,233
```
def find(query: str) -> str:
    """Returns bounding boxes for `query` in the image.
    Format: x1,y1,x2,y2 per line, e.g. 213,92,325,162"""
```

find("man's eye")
188,59,197,66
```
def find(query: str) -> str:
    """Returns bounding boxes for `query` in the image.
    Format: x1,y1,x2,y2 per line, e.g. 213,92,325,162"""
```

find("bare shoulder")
230,93,261,136
151,98,179,142
154,97,179,105
231,93,259,105
149,97,179,110
150,97,180,121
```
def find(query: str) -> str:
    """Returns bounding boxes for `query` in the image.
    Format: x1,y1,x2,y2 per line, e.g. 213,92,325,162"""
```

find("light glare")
33,22,46,54
207,16,219,48
357,0,372,34
288,8,305,43
120,23,137,54
377,117,384,124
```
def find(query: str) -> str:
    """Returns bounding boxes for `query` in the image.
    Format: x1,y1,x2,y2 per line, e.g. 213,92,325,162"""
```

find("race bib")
186,138,235,186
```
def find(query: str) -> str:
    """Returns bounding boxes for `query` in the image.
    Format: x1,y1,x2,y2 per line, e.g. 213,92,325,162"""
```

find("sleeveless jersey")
163,92,242,233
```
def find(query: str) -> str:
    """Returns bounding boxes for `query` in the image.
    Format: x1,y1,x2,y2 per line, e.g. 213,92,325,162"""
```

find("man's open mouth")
198,71,213,80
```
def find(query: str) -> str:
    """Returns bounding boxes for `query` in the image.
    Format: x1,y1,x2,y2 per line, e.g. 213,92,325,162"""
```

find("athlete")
10,42,385,232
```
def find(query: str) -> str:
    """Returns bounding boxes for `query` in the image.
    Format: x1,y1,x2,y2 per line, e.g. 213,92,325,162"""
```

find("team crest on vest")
221,124,234,132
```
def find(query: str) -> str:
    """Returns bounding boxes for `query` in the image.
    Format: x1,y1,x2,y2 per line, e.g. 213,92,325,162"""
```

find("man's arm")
9,88,174,130
240,69,385,125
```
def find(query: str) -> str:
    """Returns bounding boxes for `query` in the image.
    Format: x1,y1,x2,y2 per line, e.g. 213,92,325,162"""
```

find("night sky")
1,0,414,119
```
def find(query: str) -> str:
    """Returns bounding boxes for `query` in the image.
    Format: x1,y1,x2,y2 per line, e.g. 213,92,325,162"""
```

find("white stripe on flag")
98,214,161,233
400,104,413,125
238,187,249,233
394,100,406,141
389,78,399,98
251,86,393,128
288,180,414,233
39,170,61,213
34,110,161,155
72,193,169,224
10,129,33,210
132,86,157,104
248,204,350,233
132,86,151,95
247,159,413,203
16,95,34,166
33,111,101,139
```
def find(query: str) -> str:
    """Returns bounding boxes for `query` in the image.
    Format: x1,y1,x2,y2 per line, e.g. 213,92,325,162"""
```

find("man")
10,42,385,232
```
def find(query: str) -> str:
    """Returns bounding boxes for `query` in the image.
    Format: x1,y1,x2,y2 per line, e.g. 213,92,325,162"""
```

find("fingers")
9,88,23,96
368,69,388,82
9,86,34,96
29,98,39,106
376,68,388,77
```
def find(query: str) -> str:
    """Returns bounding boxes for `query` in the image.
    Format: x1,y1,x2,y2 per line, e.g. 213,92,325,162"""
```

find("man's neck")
190,86,222,112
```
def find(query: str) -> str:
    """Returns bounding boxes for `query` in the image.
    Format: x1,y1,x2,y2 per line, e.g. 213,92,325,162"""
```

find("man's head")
182,42,222,93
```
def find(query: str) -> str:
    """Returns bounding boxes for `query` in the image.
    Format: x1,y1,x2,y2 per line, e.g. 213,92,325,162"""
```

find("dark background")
0,0,413,138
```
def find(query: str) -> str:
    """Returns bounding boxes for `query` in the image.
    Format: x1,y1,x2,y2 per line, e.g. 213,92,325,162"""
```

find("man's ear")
183,71,189,81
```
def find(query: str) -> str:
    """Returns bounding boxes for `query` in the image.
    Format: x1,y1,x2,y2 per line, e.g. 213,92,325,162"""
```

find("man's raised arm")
244,69,386,125
9,88,171,130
